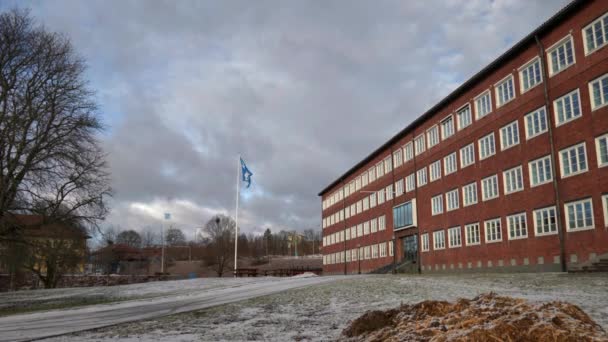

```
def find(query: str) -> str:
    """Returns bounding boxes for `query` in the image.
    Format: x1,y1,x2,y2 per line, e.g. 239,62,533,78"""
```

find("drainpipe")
412,135,421,274
535,35,567,272
389,146,397,274
342,180,347,275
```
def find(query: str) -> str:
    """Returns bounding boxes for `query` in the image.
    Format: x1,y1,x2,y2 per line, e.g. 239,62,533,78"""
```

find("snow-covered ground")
43,272,608,342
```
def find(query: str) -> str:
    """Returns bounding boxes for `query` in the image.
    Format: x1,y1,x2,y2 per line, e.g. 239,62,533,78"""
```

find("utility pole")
162,213,170,274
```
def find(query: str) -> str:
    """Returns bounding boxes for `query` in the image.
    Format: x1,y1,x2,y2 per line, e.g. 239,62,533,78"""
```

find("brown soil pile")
341,293,608,342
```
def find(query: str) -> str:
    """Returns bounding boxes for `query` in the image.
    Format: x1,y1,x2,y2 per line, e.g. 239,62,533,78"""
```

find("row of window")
323,130,608,229
322,240,394,265
323,215,386,247
421,195,608,253
322,10,608,212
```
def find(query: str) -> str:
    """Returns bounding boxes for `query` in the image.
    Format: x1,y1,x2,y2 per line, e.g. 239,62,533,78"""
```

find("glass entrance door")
402,234,418,262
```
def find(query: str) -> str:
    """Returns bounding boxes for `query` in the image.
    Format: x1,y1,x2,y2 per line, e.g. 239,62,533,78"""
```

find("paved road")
0,275,354,341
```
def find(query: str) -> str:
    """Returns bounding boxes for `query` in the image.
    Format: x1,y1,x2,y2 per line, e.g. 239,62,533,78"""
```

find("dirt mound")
341,293,608,342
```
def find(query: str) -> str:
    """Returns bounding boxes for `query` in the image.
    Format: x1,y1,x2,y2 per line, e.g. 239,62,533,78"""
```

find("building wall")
320,0,608,274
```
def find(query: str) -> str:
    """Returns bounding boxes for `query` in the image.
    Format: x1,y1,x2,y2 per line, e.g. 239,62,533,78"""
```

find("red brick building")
319,0,608,274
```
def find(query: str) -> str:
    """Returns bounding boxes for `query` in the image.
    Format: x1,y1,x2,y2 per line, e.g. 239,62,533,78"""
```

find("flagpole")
234,155,240,277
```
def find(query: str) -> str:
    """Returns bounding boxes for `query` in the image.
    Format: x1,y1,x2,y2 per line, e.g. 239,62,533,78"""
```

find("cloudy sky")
1,0,570,240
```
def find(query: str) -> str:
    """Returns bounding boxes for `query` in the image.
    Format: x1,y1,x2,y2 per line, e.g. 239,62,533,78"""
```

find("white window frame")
478,132,496,160
368,167,376,184
499,120,520,151
528,155,553,187
379,215,386,231
377,189,385,205
546,35,576,77
518,56,543,94
415,134,426,156
421,233,429,252
589,73,608,111
440,114,455,140
393,149,403,168
602,194,608,227
370,218,378,233
553,89,582,127
559,142,588,179
524,106,548,140
564,198,595,232
503,165,524,195
395,179,404,197
474,90,492,119
405,174,416,192
448,226,462,248
495,74,516,107
429,160,441,182
444,152,457,175
385,184,393,201
596,133,608,168
484,218,502,243
456,104,473,130
384,156,392,174
431,194,443,216
460,143,475,168
369,193,377,208
583,12,608,55
446,188,459,212
433,230,445,250
507,212,528,240
462,182,478,207
482,174,499,201
533,206,558,236
465,223,481,246
416,167,427,187
404,142,414,162
427,125,440,149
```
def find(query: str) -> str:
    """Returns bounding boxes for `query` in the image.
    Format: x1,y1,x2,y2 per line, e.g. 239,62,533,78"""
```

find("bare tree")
116,229,142,248
141,227,159,247
165,227,186,246
202,214,235,277
0,9,111,239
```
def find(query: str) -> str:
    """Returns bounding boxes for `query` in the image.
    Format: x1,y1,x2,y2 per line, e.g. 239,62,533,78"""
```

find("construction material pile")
341,293,608,341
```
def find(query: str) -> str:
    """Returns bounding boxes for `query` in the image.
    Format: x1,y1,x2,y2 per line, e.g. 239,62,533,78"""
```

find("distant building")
319,0,608,274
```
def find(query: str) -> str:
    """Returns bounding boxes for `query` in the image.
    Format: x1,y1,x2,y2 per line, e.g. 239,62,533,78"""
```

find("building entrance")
402,234,418,263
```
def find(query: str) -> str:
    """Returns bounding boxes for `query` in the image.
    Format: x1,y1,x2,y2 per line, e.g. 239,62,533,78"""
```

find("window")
525,106,548,140
404,143,414,162
433,230,445,250
495,75,515,107
583,12,608,55
431,195,443,216
427,126,440,149
429,160,441,182
507,213,528,240
529,155,553,187
444,152,457,175
393,201,415,230
362,197,369,211
457,105,472,130
372,244,378,259
500,120,520,150
370,218,378,233
384,156,392,174
559,142,588,178
463,182,478,207
421,233,429,252
465,223,481,246
346,249,351,262
446,189,459,211
377,189,385,205
448,227,462,248
379,215,386,231
379,243,387,257
482,174,499,201
460,143,475,168
565,198,594,231
485,218,502,243
350,226,356,239
519,57,542,93
355,177,361,191
534,206,557,236
357,224,363,237
369,193,377,208
415,134,425,155
368,167,376,183
376,161,384,178
395,179,404,197
364,246,370,260
389,240,393,256
416,167,427,187
385,184,393,201
589,73,608,110
405,174,416,192
478,132,496,160
475,90,492,119
441,115,455,140
554,89,581,126
352,248,358,262
350,181,355,195
547,35,575,76
603,195,608,227
393,149,403,168
356,200,362,214
361,173,368,188
597,133,608,168
503,166,524,194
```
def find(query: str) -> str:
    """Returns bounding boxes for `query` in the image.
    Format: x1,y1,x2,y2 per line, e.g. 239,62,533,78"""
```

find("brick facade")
319,0,608,274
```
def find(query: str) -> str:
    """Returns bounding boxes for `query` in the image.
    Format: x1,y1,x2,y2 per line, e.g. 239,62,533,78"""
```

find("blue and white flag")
240,158,253,188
